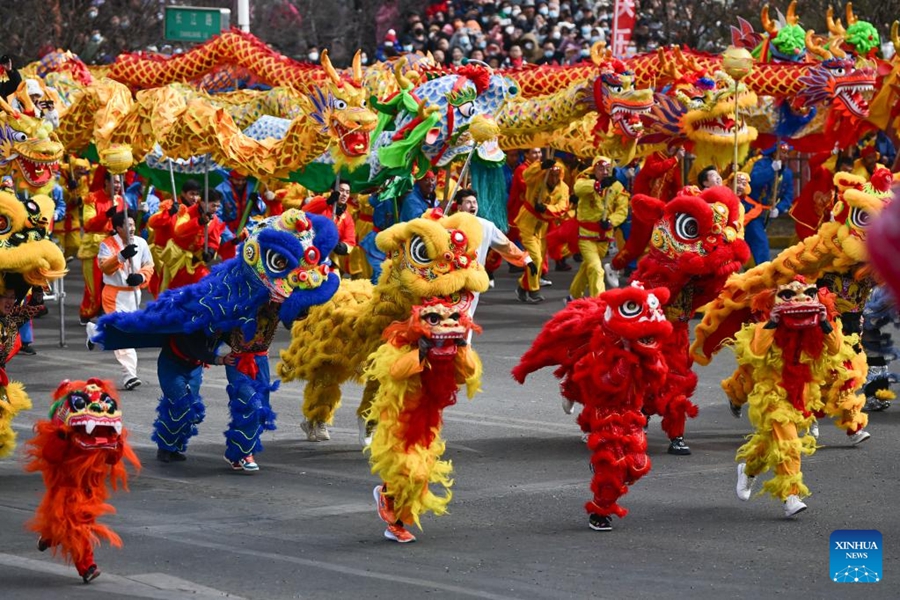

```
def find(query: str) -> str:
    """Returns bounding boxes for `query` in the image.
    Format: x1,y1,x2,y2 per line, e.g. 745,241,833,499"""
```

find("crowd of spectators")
373,0,668,69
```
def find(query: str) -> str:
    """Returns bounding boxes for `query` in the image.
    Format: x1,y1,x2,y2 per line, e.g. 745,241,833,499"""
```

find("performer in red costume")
25,379,140,583
514,282,673,531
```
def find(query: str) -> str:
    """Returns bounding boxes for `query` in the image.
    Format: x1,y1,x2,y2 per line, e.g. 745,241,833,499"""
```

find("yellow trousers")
517,220,548,292
569,239,609,299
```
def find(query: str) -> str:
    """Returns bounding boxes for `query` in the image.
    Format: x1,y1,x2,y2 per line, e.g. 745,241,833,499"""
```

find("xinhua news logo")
830,530,882,583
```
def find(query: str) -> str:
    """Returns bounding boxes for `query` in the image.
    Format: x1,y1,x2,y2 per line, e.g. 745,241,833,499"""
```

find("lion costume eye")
618,300,642,318
265,250,288,273
674,213,700,240
458,102,475,118
409,235,430,264
69,394,87,411
424,312,442,325
0,214,10,235
849,207,872,229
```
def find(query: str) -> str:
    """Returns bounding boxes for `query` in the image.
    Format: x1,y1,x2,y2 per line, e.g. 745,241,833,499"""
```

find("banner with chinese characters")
611,0,636,57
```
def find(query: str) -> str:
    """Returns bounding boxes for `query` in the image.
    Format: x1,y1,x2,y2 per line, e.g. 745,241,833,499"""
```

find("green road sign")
164,6,231,43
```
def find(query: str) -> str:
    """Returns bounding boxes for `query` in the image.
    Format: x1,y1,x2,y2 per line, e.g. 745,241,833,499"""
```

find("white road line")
131,533,524,600
0,553,243,599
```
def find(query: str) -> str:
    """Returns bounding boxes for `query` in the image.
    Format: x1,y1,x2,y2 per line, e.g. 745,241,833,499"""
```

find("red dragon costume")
611,186,750,455
365,294,482,543
513,282,673,530
25,379,140,583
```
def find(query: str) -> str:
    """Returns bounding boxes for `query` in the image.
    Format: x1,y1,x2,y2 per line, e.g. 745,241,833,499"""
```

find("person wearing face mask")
536,42,559,65
306,47,319,63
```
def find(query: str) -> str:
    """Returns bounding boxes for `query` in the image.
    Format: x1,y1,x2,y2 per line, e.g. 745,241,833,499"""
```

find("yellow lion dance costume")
278,210,488,442
366,294,482,542
0,191,67,458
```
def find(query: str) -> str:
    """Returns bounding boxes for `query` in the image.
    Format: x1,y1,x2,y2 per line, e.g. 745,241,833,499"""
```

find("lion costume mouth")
67,414,123,450
776,302,824,329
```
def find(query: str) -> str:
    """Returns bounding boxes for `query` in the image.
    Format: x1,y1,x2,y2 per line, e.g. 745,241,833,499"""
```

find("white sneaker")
358,416,375,446
848,429,871,445
735,463,755,501
809,421,819,440
783,494,807,517
581,431,590,444
540,278,553,287
315,421,330,441
301,420,318,442
603,263,620,288
562,398,575,414
488,279,495,289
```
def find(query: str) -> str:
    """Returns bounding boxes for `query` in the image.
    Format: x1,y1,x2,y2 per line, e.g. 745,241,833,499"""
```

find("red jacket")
303,196,356,248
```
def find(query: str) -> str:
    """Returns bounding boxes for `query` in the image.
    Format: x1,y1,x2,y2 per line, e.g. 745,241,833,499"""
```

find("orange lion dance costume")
513,282,674,531
25,379,140,583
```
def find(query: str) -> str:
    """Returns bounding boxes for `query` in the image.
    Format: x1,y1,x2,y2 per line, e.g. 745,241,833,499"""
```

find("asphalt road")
0,263,897,599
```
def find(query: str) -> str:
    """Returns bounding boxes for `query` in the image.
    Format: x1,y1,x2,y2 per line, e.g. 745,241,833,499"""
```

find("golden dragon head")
302,50,378,173
0,99,64,193
592,45,653,142
677,70,758,168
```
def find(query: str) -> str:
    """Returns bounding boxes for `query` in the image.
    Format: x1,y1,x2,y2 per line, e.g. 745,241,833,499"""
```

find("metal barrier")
41,277,67,348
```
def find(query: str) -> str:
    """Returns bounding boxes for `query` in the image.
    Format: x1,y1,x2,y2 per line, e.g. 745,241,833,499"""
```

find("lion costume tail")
0,381,31,459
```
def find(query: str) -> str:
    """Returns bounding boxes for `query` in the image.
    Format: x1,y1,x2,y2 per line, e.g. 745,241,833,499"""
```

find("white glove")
770,207,780,219
264,190,275,202
771,159,782,172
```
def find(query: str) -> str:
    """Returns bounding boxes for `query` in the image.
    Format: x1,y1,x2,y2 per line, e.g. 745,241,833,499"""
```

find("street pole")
237,0,250,32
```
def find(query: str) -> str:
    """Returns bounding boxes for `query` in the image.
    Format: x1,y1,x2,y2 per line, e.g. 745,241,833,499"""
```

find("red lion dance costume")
365,294,482,543
513,282,673,531
611,186,750,455
25,379,140,583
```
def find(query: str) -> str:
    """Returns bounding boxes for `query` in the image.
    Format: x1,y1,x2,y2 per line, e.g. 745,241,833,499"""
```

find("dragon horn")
393,57,412,90
351,50,363,83
320,50,342,86
786,1,799,25
830,35,847,58
0,95,18,116
761,5,778,36
846,2,858,26
805,29,832,60
892,21,900,56
826,7,846,36
590,41,606,66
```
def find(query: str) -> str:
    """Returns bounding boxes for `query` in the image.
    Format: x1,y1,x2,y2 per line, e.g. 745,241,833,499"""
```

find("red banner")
611,0,636,57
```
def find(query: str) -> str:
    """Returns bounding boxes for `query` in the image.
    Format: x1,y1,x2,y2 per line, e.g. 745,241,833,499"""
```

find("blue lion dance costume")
91,209,339,469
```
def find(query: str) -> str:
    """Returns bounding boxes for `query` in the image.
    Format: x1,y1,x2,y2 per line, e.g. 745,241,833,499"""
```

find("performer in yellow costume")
514,158,569,303
568,156,629,300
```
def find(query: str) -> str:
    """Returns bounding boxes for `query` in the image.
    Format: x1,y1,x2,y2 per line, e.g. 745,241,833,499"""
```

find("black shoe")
157,448,186,463
555,261,572,272
667,437,691,455
573,253,583,263
124,377,142,391
37,537,50,552
79,316,91,326
82,564,100,584
527,291,545,303
729,401,742,419
588,514,612,531
515,287,528,303
19,343,36,356
508,265,525,274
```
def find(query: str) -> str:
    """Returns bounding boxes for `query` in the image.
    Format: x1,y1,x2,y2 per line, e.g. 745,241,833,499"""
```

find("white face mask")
539,7,549,16
549,10,559,18
580,48,590,57
544,49,555,57
581,26,591,36
551,31,561,40
308,52,319,62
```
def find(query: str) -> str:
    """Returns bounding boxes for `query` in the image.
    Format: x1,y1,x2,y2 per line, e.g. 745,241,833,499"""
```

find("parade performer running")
89,209,339,470
513,282,673,531
25,379,140,583
366,294,482,543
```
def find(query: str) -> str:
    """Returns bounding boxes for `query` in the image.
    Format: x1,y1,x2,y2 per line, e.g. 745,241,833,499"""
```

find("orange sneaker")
373,484,396,524
384,522,416,543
